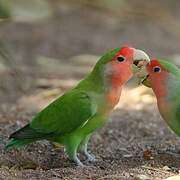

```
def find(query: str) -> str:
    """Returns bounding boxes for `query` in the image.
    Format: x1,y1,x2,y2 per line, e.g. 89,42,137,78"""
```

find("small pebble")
123,154,133,158
134,174,151,180
162,166,171,171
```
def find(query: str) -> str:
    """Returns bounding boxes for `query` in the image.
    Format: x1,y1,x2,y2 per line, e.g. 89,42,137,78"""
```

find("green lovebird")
6,47,150,166
142,59,180,136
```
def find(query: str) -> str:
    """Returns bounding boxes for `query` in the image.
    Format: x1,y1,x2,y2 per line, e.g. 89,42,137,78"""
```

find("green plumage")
159,59,180,76
31,90,94,134
145,59,180,136
6,47,149,165
166,71,180,136
5,48,121,165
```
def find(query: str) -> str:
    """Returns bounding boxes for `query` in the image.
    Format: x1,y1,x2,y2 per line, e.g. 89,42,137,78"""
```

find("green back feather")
95,48,120,65
6,48,121,149
30,48,120,134
159,59,180,76
159,59,180,135
5,139,34,150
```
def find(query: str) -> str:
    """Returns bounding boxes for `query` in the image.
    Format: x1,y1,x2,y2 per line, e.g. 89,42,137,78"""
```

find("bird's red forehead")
115,47,134,58
148,59,161,68
147,59,167,72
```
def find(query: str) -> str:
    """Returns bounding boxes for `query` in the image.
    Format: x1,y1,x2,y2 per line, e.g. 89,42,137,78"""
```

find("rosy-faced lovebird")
6,47,150,166
142,59,180,136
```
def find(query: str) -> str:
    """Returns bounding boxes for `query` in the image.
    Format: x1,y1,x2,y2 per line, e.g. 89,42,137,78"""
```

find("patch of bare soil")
0,86,179,180
0,1,180,179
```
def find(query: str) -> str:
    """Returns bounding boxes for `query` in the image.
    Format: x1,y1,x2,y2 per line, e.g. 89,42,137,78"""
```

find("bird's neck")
88,65,123,113
86,64,123,93
151,77,167,99
105,85,122,111
77,65,123,112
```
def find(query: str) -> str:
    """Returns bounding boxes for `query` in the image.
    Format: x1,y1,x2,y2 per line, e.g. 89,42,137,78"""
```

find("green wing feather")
30,89,96,135
6,89,96,149
166,66,180,135
172,78,180,135
160,59,180,114
175,101,180,121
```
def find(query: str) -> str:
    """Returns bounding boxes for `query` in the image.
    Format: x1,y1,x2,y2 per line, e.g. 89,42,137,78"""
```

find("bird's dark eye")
153,66,161,73
117,56,126,62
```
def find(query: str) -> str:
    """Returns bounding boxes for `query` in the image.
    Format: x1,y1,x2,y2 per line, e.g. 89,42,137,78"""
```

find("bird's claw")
73,157,84,167
85,152,96,162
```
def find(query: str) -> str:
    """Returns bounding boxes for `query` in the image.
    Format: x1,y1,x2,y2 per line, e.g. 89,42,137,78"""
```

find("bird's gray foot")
84,150,96,162
78,134,96,162
72,156,84,166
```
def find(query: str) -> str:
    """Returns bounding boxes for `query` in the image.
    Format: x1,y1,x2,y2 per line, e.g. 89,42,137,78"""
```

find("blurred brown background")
0,0,180,103
0,1,180,179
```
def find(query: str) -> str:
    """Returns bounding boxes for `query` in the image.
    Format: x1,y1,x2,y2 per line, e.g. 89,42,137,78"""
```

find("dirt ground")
0,90,180,180
0,1,180,179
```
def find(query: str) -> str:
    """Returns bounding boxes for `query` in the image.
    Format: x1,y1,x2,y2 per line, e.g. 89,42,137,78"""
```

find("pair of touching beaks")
132,49,150,81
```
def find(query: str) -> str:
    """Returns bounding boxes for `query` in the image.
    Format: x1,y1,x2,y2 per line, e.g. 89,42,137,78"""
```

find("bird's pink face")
146,59,169,82
109,47,134,87
147,59,167,74
144,59,169,97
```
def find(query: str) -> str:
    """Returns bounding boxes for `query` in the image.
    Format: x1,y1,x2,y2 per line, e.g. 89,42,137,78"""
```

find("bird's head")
142,59,180,97
95,46,150,87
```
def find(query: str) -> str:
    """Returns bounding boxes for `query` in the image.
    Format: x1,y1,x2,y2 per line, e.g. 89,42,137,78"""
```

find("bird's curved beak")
141,74,151,88
132,49,150,79
133,49,150,67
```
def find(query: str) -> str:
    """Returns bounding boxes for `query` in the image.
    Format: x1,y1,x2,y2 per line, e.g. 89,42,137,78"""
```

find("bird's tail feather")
5,124,46,150
5,139,34,150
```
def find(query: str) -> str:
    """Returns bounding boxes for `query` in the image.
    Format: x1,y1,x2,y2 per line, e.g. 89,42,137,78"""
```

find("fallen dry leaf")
143,149,154,160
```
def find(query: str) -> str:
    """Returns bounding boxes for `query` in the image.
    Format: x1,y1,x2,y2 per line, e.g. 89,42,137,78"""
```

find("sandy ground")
0,88,180,180
0,1,180,179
